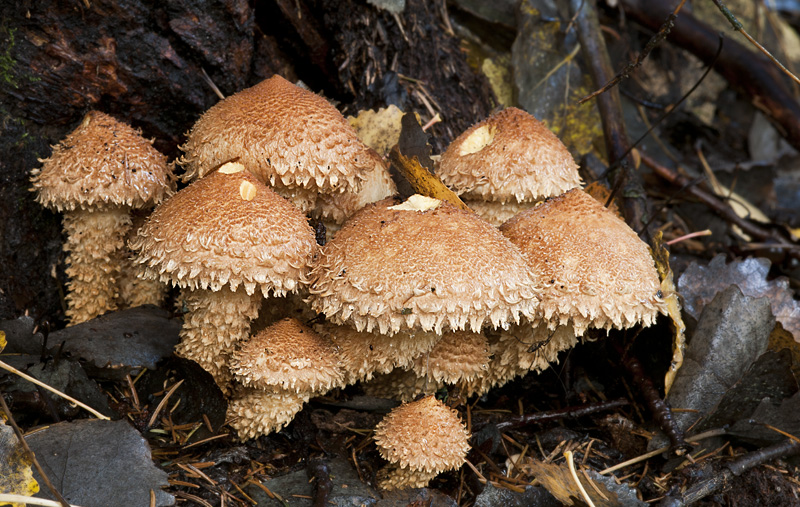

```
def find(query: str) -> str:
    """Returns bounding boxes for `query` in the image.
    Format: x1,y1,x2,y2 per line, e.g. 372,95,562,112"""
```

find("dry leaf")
348,105,405,155
651,233,686,395
678,255,800,342
0,419,39,507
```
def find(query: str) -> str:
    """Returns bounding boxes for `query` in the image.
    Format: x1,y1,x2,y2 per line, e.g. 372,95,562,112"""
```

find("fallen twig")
640,150,800,259
621,0,800,152
613,339,686,452
568,0,650,234
656,438,800,506
495,398,630,432
307,456,333,507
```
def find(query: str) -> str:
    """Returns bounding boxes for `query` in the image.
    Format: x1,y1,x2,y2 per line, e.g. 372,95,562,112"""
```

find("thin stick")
711,0,800,86
666,229,712,245
147,379,184,429
0,495,83,507
0,359,109,420
599,428,728,475
564,450,596,507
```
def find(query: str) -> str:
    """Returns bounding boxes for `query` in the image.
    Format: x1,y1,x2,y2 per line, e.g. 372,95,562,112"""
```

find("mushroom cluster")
34,84,671,493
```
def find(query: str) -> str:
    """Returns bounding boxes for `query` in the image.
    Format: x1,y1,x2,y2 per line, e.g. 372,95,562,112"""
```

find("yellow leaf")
388,147,471,211
0,331,6,353
651,232,686,395
348,105,405,155
0,419,40,507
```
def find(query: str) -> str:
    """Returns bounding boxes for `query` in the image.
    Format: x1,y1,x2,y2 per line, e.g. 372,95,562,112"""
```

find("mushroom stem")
62,206,131,325
175,287,262,387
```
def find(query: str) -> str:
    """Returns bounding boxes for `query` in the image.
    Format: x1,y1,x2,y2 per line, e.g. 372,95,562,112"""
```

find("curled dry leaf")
678,254,800,342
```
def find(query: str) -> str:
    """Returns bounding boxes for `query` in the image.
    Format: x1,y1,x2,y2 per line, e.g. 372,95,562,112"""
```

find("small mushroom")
30,111,173,325
320,323,440,385
438,107,582,225
230,317,344,394
226,317,344,439
373,396,470,490
130,162,317,386
226,387,310,440
410,330,490,385
308,195,541,335
178,75,383,211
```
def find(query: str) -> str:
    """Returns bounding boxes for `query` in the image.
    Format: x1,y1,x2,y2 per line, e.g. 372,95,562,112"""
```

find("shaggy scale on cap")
231,318,344,393
308,196,541,335
227,387,310,440
438,107,581,205
500,189,667,335
131,164,317,298
321,323,439,384
373,396,470,484
411,330,490,384
31,111,172,212
179,75,380,194
30,110,173,324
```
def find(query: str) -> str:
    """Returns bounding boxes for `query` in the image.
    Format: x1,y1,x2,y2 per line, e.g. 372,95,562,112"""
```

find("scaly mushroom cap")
313,161,397,225
500,189,667,335
463,199,536,227
308,196,541,335
321,323,439,384
31,111,173,211
227,386,310,440
411,330,490,384
130,163,317,297
179,75,380,193
438,107,581,204
363,367,439,402
231,317,344,393
373,396,470,475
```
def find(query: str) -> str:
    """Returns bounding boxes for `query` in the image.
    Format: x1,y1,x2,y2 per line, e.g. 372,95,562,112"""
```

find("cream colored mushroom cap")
500,189,667,335
31,111,173,211
411,330,490,384
321,323,439,383
308,196,541,335
438,107,581,203
179,75,379,193
313,160,397,225
231,317,344,393
130,165,317,297
373,396,470,474
227,387,310,440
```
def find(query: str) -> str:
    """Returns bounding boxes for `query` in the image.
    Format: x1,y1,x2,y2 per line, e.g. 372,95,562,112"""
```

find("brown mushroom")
130,162,317,386
500,188,667,335
320,323,439,385
178,75,383,211
226,317,344,439
308,195,540,335
373,396,470,490
438,107,582,225
230,317,344,394
227,387,310,440
30,111,173,325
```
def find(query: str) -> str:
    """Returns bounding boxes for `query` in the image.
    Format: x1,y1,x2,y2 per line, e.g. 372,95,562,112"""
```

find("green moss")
0,26,19,88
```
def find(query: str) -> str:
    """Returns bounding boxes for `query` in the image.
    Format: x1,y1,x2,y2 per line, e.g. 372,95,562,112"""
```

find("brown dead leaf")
528,458,644,506
677,255,800,342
